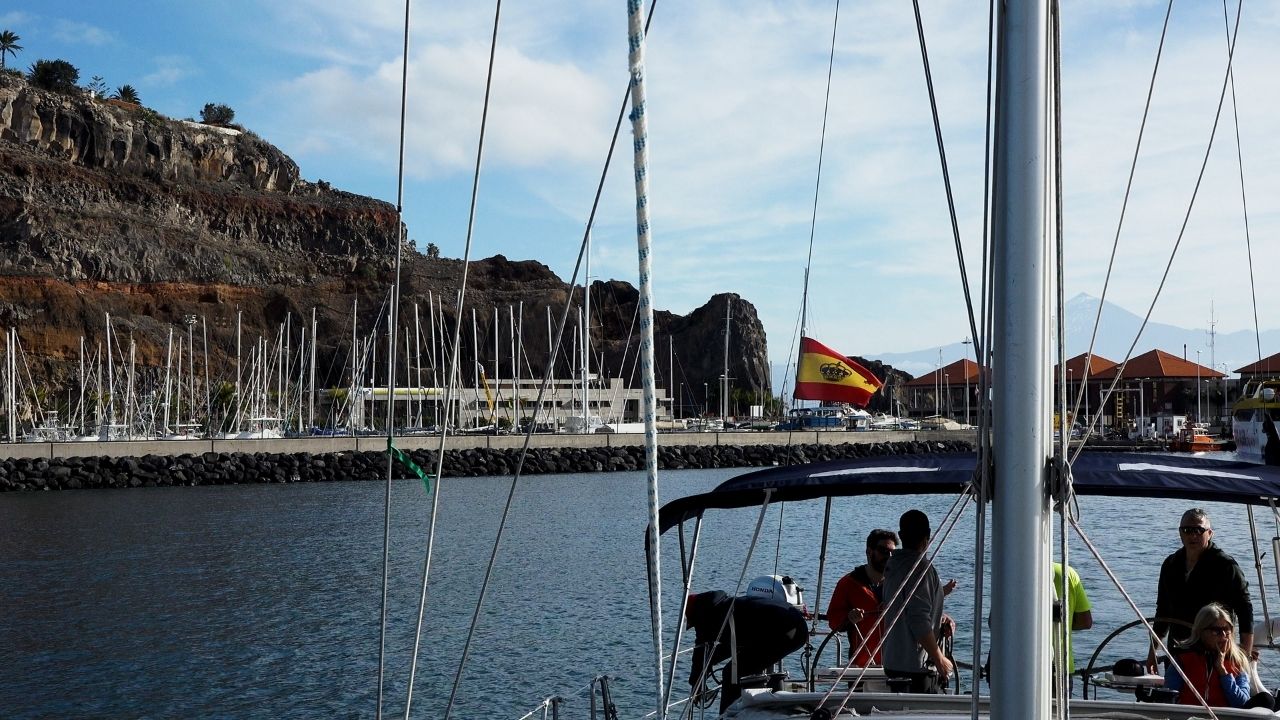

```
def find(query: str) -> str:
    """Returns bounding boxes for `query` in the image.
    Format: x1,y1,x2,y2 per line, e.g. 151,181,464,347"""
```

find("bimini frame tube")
989,0,1052,718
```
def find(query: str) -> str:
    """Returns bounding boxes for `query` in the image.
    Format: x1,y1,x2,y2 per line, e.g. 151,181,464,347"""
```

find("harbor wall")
0,429,963,460
0,431,977,491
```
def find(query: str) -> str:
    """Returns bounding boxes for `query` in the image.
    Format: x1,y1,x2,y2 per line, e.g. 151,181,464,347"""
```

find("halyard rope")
626,0,666,714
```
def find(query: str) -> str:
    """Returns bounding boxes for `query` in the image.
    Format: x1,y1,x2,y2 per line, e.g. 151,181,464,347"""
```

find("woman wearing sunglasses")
1145,508,1253,674
1163,603,1270,709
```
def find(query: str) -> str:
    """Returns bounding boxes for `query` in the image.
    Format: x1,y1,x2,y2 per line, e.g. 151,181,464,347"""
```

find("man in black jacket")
685,590,808,712
1145,508,1254,673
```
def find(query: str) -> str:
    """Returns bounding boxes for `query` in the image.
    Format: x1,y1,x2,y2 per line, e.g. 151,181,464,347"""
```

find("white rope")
626,0,665,715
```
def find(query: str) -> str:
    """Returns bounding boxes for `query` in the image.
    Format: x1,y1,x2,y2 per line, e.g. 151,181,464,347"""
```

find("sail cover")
657,451,1280,534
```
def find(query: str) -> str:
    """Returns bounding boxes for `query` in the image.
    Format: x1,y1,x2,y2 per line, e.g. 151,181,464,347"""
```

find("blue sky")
5,1,1279,367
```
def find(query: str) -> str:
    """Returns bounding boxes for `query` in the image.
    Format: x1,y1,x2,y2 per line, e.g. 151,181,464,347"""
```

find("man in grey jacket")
882,509,955,693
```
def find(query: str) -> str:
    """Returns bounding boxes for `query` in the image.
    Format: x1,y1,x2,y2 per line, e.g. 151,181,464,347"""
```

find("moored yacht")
1232,380,1280,463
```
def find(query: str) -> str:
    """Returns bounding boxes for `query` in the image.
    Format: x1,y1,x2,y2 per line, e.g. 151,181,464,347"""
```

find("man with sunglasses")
1145,508,1254,674
827,529,898,666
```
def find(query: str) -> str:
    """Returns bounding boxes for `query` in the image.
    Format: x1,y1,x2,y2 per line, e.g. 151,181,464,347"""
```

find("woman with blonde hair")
1163,603,1270,708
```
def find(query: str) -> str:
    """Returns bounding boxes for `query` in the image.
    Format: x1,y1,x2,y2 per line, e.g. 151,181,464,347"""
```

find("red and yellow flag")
794,337,883,406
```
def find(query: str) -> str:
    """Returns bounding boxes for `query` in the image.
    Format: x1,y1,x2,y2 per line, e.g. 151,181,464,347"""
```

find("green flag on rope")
387,439,433,492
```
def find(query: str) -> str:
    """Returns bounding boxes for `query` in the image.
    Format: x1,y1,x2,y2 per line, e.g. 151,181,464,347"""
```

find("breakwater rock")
0,439,972,491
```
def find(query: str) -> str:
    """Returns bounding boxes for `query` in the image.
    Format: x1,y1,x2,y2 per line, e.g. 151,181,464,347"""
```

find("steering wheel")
1078,617,1192,699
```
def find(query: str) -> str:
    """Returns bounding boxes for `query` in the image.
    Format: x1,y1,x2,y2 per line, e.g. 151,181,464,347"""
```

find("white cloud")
141,55,193,87
251,0,1279,360
272,41,612,178
51,19,112,46
0,11,32,26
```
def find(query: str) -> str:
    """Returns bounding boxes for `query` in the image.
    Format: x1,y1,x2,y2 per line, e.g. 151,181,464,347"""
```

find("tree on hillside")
0,30,21,70
113,85,141,104
199,102,235,125
28,59,80,93
426,243,441,259
86,75,108,97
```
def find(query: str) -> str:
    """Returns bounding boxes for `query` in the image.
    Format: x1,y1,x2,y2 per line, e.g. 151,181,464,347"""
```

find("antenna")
1207,299,1217,372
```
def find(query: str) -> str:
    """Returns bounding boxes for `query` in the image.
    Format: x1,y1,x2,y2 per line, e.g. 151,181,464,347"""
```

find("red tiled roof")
905,358,989,387
1054,353,1119,378
1236,352,1280,375
1089,349,1225,380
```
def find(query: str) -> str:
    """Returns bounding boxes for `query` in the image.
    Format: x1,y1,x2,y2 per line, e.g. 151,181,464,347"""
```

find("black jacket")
1154,543,1253,643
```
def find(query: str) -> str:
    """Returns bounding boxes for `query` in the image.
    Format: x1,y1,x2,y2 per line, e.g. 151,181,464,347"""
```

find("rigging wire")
409,0,506,715
1066,0,1173,444
970,0,999,711
1068,517,1221,719
414,2,666,716
797,0,841,341
1049,0,1074,711
1076,0,1244,464
1220,0,1263,367
378,0,413,715
910,0,982,359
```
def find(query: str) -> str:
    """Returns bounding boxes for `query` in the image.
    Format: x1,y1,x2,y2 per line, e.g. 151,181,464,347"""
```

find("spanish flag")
794,337,883,406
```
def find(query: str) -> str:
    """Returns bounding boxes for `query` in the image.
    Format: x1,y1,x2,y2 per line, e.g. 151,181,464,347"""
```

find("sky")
5,1,1279,368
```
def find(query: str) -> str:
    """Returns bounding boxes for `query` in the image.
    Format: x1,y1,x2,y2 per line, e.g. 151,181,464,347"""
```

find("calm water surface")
2,460,1278,718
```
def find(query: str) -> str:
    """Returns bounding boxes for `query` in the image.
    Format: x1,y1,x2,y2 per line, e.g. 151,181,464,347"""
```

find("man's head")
865,529,898,572
1179,508,1213,551
898,509,931,550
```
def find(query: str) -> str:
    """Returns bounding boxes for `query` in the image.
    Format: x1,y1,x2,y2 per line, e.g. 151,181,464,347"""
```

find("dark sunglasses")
1179,526,1210,536
1206,625,1232,636
871,545,896,555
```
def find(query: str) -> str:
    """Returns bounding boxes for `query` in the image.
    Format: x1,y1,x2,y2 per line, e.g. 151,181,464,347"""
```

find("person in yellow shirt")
1052,562,1093,677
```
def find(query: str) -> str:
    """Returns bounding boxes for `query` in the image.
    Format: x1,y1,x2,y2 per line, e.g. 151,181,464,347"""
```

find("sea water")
1,463,1276,718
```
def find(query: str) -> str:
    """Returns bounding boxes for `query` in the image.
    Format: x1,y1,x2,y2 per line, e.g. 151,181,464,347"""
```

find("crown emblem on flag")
819,362,853,382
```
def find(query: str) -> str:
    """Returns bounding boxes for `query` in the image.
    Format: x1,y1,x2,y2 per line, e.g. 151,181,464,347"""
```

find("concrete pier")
0,429,977,460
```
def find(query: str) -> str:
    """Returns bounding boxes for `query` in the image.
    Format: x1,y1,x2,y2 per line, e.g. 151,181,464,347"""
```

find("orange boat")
1169,423,1229,452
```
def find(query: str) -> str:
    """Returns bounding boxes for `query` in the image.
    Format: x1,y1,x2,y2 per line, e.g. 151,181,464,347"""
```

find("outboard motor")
745,574,809,617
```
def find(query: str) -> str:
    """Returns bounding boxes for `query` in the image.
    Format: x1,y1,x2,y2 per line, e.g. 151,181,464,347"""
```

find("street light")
944,372,950,418
1196,350,1202,421
961,337,973,425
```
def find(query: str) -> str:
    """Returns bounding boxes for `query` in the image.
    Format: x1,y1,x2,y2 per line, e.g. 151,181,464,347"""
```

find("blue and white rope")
627,0,665,716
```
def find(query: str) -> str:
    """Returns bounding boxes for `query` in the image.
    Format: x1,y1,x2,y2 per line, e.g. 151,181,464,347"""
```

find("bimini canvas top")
657,451,1280,534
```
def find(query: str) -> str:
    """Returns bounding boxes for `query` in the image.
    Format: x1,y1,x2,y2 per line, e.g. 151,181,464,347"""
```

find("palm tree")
0,30,21,70
113,85,140,104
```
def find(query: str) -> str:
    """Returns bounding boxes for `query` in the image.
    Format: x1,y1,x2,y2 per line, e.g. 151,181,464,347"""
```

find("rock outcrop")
0,74,771,408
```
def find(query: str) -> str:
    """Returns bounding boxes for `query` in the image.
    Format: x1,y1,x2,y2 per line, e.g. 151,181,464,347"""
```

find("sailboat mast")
990,1,1052,718
310,307,318,430
413,303,421,427
234,311,243,433
163,328,173,433
78,336,85,435
722,297,730,422
106,313,115,428
492,305,499,424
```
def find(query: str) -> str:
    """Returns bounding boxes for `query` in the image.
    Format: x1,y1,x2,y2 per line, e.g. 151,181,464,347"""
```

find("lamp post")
1196,350,1202,421
935,349,942,418
1217,363,1230,425
944,372,950,418
703,382,708,418
1068,367,1074,432
961,336,973,425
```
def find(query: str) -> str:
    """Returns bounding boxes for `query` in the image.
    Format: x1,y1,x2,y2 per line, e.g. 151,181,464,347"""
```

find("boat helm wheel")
1079,616,1193,699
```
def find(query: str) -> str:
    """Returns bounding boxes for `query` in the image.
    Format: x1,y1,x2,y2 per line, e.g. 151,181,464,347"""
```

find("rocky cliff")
0,74,771,419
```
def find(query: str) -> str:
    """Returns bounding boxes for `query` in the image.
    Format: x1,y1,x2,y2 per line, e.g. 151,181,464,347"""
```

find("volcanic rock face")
0,75,771,406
